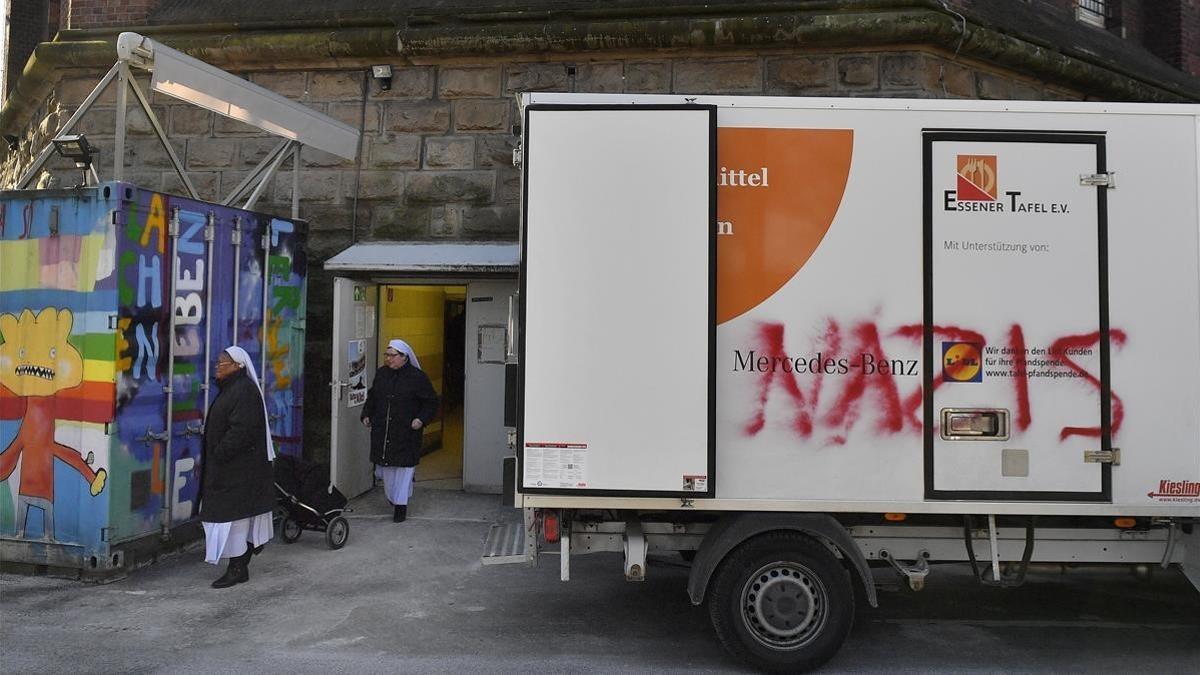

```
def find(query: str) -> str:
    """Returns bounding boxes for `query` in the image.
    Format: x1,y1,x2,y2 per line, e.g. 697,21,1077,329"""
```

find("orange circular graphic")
716,128,854,324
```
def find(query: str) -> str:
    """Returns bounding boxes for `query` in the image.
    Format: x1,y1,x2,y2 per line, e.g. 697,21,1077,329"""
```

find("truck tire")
708,531,854,673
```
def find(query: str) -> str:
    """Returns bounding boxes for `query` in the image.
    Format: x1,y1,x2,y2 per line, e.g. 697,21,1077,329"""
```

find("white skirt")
202,511,274,564
375,465,416,506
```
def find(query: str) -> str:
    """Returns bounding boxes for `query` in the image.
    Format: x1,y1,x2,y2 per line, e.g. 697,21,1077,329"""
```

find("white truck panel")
520,94,1200,517
521,107,714,494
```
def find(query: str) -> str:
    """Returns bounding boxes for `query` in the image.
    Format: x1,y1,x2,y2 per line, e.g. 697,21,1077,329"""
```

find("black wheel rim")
284,519,302,539
739,561,828,650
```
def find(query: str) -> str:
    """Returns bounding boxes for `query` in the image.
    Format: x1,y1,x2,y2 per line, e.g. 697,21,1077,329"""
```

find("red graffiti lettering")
744,321,834,437
825,322,904,434
1007,325,1031,431
894,324,986,431
745,319,1125,443
1049,330,1126,439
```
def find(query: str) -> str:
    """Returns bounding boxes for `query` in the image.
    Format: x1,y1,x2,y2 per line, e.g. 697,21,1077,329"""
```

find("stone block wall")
0,47,1084,459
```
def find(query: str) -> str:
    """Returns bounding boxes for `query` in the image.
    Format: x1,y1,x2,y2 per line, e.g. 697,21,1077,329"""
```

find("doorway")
378,284,467,490
330,274,518,498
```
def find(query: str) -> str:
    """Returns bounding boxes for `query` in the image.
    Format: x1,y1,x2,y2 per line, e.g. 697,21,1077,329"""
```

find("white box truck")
484,93,1200,672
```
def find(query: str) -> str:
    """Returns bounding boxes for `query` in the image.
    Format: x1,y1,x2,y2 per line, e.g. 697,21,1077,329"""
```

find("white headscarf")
224,346,276,461
387,338,422,370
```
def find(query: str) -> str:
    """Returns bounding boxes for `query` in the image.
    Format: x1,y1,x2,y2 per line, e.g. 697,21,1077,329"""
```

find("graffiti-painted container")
0,182,306,575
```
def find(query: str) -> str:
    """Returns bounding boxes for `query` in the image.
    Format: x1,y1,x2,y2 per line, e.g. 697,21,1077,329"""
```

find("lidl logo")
956,155,998,201
942,342,982,382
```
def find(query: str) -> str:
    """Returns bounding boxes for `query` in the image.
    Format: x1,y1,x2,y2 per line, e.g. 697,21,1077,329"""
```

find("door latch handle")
940,408,1010,441
137,427,170,443
1083,448,1121,465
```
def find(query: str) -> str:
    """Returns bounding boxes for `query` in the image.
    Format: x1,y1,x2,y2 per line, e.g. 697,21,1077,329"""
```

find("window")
1076,0,1108,28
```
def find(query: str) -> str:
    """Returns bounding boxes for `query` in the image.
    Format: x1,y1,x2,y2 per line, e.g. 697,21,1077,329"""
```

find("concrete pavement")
2,487,1198,673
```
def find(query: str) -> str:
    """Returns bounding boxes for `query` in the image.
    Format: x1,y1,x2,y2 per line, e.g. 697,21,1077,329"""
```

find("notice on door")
347,339,367,407
524,443,588,488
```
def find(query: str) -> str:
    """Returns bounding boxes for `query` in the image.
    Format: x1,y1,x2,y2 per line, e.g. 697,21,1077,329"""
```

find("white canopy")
323,242,520,274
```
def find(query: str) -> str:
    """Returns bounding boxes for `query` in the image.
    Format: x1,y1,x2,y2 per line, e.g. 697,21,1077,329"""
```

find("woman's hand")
411,419,423,430
361,417,371,427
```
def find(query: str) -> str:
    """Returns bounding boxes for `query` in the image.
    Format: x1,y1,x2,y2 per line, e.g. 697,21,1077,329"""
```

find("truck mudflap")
1179,523,1200,593
687,512,877,608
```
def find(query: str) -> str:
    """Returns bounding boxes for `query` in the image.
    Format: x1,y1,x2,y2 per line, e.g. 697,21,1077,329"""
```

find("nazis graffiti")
737,319,1124,446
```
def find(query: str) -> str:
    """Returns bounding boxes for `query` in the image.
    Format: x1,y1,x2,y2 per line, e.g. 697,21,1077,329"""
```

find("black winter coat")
361,363,439,467
196,369,275,523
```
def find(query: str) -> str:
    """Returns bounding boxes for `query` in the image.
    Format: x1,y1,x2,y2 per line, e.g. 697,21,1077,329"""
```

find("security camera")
371,64,393,92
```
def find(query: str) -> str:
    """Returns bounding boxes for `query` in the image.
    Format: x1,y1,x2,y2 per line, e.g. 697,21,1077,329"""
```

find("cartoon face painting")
0,308,106,540
0,308,84,397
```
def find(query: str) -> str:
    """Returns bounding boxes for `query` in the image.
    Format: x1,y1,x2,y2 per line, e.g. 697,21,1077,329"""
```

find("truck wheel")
708,532,854,673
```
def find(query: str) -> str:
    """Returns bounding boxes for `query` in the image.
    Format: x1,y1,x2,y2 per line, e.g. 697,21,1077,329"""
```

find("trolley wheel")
280,516,303,543
325,516,349,550
708,532,854,673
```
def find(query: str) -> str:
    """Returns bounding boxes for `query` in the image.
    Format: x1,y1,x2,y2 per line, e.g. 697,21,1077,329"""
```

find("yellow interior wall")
380,285,446,395
377,285,466,441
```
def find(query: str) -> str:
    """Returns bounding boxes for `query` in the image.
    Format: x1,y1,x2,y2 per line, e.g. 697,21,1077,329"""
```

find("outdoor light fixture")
51,134,98,186
371,64,393,91
52,134,96,164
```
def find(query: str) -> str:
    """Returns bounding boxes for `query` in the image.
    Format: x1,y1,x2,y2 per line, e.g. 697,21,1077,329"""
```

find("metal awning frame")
13,33,357,217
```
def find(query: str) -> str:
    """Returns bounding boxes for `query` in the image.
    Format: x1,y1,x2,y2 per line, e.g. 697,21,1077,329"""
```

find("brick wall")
1183,0,1200,75
60,0,157,29
1143,1,1185,72
1021,0,1077,17
1116,0,1144,43
6,1,52,97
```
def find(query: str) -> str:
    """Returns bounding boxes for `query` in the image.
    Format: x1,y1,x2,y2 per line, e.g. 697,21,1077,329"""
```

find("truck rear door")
924,130,1112,501
519,104,716,497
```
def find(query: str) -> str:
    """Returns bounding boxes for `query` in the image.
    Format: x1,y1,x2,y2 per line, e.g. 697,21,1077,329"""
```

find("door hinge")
1080,172,1115,188
1084,448,1120,465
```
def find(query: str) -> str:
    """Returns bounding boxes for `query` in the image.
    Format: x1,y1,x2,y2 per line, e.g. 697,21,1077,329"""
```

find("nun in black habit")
197,345,275,588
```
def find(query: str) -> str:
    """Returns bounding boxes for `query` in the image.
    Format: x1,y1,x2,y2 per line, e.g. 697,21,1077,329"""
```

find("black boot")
248,541,264,556
211,550,251,588
393,505,407,523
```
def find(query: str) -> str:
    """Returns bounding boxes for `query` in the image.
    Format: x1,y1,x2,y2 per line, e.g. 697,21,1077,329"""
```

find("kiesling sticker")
716,128,853,324
956,155,998,201
1147,479,1200,503
942,341,983,383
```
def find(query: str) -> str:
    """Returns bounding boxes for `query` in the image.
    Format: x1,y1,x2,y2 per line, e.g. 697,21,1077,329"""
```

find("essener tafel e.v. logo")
956,155,998,201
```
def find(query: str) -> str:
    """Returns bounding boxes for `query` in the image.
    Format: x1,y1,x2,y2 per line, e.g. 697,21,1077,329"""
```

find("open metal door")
519,104,717,497
463,279,518,492
330,277,378,498
924,130,1111,501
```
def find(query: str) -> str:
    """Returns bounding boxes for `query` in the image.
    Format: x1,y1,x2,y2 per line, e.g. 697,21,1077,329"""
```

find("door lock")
941,409,1010,441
